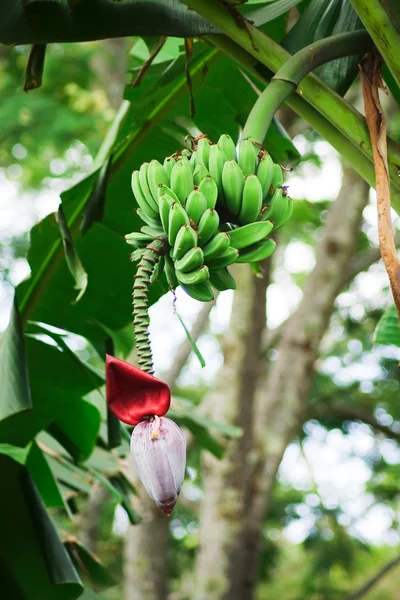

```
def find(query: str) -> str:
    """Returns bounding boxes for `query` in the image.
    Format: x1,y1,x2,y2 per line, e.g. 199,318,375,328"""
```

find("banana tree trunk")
194,262,270,599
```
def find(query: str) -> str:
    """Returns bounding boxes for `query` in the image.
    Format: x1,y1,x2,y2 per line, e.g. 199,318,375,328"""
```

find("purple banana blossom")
131,416,186,515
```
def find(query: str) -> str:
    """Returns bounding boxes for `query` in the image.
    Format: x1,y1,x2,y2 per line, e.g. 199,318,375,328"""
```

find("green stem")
133,239,167,374
350,0,400,89
242,30,371,142
182,0,400,182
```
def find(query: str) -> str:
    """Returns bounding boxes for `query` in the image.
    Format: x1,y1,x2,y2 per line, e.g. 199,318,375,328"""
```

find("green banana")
170,158,194,204
228,221,274,250
176,264,210,285
217,133,237,162
273,195,293,231
238,139,258,177
203,232,231,261
157,184,180,204
189,150,197,169
197,208,220,246
172,225,198,261
206,247,239,269
236,238,276,263
198,176,218,209
222,160,244,216
174,246,204,273
158,193,175,235
131,171,160,221
140,225,166,239
262,187,288,226
195,137,211,168
208,144,226,200
165,255,178,289
185,190,207,225
238,174,263,225
125,231,153,247
210,267,237,291
150,256,165,285
168,201,191,246
139,163,159,212
136,208,161,228
193,163,209,185
163,156,175,179
256,152,274,200
270,163,284,193
147,160,170,203
181,281,214,302
181,148,192,160
130,248,145,262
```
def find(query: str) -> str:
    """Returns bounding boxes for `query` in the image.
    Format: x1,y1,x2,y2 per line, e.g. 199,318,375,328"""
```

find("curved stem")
242,30,372,143
132,238,167,374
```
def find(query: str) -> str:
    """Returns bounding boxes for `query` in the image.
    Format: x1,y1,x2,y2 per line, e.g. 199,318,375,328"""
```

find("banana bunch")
125,134,293,302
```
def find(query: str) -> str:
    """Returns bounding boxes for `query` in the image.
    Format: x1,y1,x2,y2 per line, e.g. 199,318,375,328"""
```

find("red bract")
106,355,171,426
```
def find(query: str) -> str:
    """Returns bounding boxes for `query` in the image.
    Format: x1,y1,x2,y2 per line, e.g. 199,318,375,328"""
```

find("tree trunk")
236,165,370,599
194,262,270,599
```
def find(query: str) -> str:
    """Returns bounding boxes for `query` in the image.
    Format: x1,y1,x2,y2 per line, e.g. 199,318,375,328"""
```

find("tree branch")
343,554,400,600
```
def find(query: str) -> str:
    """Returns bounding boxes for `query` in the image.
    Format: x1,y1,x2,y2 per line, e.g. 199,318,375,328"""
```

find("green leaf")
0,442,31,464
65,539,116,592
176,417,224,459
26,441,67,510
248,0,304,26
0,454,82,599
1,0,218,45
373,305,400,346
0,296,32,421
81,156,113,236
176,311,206,368
57,204,89,303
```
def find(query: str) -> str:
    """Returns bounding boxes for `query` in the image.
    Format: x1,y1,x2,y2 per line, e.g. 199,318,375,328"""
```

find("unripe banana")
132,171,160,221
206,247,239,269
189,150,197,169
136,208,162,229
273,195,293,231
147,160,170,203
181,149,192,160
163,156,175,179
210,267,237,291
262,187,288,226
165,255,179,289
139,163,159,212
203,232,231,261
174,246,204,273
228,221,273,250
176,264,210,285
172,225,198,261
238,175,263,225
170,158,194,204
256,152,274,200
158,193,175,235
140,225,166,239
238,139,258,177
197,208,220,246
125,231,153,247
195,137,211,168
185,190,207,225
168,202,191,246
193,163,209,185
158,184,180,204
198,176,218,209
222,160,244,216
131,248,145,262
150,256,165,285
217,133,237,161
236,238,276,263
270,163,284,193
181,281,214,302
208,144,227,200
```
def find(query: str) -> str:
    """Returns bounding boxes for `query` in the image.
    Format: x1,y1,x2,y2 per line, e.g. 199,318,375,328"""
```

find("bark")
234,165,370,599
90,38,127,111
124,298,216,600
194,261,270,599
79,481,112,553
